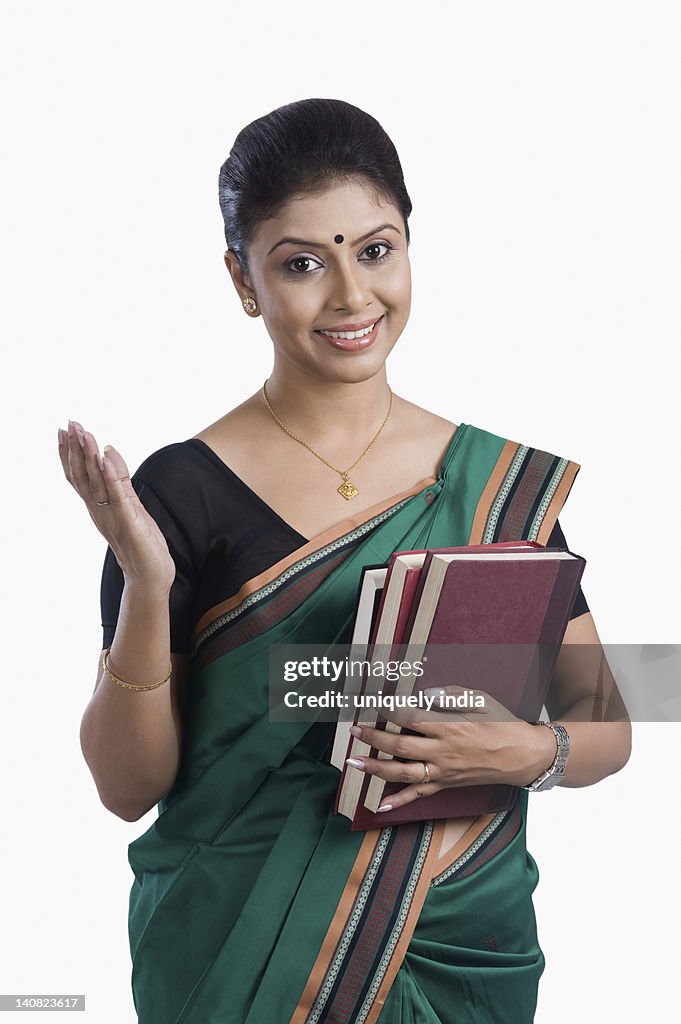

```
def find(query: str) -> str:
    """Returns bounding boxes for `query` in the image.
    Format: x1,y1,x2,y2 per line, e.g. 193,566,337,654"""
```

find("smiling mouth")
316,316,384,340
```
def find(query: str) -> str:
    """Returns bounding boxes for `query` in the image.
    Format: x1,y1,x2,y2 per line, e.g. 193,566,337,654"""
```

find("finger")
374,781,442,813
345,751,441,789
97,444,137,508
79,430,111,506
66,420,91,495
349,723,437,762
57,426,71,482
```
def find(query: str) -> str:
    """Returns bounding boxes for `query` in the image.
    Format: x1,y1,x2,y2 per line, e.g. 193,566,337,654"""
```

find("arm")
59,420,189,821
533,610,632,787
80,584,189,822
345,610,632,810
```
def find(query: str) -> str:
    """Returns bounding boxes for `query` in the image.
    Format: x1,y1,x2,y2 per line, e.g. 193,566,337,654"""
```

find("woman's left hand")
345,685,556,812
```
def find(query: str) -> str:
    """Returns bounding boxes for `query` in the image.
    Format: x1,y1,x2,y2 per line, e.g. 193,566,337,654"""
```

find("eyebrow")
266,223,402,257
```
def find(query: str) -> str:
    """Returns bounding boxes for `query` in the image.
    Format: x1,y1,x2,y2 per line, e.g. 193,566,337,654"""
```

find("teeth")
319,321,376,340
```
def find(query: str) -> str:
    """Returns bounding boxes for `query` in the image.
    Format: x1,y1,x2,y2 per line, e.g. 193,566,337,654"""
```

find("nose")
328,259,373,313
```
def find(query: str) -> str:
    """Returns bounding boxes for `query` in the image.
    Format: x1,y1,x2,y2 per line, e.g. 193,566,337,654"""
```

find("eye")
359,242,393,263
285,255,324,274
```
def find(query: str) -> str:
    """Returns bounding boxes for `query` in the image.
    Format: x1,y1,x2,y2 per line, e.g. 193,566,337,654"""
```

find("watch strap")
523,722,570,792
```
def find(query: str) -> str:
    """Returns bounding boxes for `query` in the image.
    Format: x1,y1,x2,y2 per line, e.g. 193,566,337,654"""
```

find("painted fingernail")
346,758,365,769
376,805,393,813
349,725,362,738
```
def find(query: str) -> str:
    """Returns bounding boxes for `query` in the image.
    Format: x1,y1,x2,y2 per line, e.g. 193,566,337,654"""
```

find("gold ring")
420,761,430,784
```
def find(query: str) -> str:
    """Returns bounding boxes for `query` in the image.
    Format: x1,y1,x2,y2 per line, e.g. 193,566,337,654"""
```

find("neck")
263,363,394,447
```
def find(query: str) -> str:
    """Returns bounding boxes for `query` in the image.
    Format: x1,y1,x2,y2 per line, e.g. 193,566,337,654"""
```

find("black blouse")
100,439,589,654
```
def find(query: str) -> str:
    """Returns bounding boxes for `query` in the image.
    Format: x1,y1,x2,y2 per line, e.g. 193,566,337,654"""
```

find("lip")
316,316,382,333
314,315,384,352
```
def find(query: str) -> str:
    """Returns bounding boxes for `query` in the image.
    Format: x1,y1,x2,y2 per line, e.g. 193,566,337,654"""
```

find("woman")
59,98,631,1023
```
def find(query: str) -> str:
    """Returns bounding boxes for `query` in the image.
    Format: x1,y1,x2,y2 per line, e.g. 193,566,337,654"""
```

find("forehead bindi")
256,183,401,255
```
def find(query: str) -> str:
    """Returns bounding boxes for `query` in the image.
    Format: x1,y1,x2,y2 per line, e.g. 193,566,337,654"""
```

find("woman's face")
226,177,411,385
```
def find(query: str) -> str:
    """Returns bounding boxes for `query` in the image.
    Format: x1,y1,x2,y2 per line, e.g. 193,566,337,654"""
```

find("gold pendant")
338,477,359,500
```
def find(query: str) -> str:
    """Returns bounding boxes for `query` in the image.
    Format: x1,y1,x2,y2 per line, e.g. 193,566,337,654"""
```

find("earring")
243,296,258,314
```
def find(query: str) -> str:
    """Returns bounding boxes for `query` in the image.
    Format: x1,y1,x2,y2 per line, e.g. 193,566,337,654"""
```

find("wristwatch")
523,722,570,792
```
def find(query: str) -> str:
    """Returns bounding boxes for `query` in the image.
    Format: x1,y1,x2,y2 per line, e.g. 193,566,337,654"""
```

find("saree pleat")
126,424,579,1023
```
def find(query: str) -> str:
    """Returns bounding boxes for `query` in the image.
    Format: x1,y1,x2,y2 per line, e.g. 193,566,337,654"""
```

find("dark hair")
218,98,412,272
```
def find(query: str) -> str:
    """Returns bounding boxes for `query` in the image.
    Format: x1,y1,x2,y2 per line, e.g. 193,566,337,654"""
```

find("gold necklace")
261,381,393,500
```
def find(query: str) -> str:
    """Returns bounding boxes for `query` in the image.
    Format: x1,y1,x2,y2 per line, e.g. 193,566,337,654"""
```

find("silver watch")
523,722,570,792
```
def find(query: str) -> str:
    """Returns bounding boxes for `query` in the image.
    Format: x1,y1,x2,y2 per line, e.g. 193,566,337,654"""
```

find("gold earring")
243,296,258,314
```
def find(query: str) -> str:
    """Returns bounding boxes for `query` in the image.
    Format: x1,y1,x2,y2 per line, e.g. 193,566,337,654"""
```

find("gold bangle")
103,647,172,692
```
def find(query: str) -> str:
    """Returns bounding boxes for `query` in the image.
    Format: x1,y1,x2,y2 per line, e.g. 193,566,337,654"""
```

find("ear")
223,250,258,312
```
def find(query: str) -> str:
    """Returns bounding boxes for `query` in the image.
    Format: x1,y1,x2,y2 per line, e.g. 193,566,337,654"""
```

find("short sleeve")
100,477,199,655
546,518,589,620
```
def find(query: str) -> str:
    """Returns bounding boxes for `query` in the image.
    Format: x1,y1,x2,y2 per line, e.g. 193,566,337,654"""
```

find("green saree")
127,423,580,1023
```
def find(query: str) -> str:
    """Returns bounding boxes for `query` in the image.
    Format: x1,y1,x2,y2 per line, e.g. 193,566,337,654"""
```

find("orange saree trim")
290,830,383,1024
469,439,520,545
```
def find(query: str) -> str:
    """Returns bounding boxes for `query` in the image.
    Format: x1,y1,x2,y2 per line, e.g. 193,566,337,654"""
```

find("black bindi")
334,234,344,244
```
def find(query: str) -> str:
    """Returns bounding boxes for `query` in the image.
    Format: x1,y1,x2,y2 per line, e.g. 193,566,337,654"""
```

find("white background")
2,1,679,1020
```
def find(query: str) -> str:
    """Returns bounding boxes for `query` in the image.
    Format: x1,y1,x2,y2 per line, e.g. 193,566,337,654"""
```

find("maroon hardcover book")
335,543,552,825
347,546,585,829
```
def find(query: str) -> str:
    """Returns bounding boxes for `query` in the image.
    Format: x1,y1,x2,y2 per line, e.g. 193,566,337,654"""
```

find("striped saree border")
290,812,513,1024
190,544,356,673
291,822,440,1024
190,474,439,644
189,475,440,672
430,800,523,886
469,440,580,546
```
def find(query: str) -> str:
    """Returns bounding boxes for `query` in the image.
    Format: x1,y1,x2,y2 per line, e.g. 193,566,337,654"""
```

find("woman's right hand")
58,420,177,595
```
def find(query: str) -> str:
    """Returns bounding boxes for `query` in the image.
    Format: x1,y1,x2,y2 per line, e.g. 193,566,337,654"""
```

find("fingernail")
423,688,443,698
103,444,113,453
97,453,106,471
349,725,362,738
377,805,393,813
57,428,65,445
77,430,85,447
345,758,365,769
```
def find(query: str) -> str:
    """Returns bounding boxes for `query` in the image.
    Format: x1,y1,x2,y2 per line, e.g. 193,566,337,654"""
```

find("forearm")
80,581,181,821
552,698,632,788
509,698,632,789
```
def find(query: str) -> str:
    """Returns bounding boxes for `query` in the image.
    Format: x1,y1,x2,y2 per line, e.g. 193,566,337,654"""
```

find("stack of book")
331,541,585,830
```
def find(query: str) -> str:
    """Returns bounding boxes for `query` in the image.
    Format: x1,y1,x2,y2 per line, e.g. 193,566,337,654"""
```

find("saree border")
292,822,440,1024
189,474,440,671
191,474,439,644
470,440,580,546
190,477,444,672
292,433,581,1023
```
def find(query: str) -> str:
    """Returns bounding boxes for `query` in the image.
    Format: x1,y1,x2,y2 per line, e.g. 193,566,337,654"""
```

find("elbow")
607,721,633,777
95,782,168,823
104,798,158,823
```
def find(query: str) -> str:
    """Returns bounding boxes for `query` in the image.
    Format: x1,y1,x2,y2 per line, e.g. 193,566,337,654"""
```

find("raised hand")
58,420,176,595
